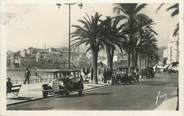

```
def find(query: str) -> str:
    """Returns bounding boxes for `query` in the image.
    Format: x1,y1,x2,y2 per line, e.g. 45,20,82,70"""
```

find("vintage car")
42,69,84,98
141,67,155,78
112,67,138,85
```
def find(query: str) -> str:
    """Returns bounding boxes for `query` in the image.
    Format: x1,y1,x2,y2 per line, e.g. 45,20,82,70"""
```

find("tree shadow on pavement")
83,92,112,97
137,81,178,87
55,92,112,98
8,97,33,100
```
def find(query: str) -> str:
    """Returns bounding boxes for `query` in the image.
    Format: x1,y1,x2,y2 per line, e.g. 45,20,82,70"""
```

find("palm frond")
72,24,89,35
156,3,165,13
135,4,147,14
173,23,179,36
71,39,88,48
85,46,91,53
167,4,179,11
171,8,179,17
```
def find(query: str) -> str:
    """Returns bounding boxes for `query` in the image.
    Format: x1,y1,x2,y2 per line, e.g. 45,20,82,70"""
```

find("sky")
5,3,178,51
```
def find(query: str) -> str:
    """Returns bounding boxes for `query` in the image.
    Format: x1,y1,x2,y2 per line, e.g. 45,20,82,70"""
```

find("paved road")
7,72,178,110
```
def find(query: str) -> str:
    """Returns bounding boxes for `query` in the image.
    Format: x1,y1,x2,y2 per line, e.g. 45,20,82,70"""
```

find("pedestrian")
90,68,93,82
106,68,111,84
7,77,13,94
103,68,108,83
24,67,31,84
135,68,139,82
98,68,103,82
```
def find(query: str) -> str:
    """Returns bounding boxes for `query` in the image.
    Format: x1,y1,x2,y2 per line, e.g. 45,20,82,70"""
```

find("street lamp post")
57,2,83,69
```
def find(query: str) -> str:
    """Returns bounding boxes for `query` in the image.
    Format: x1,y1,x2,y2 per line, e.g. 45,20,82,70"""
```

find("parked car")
168,63,178,73
42,69,84,98
172,65,178,72
141,67,155,78
153,64,164,72
112,67,139,85
163,63,179,73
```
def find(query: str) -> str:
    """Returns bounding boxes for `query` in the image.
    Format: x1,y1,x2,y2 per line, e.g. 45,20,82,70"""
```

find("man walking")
24,67,31,84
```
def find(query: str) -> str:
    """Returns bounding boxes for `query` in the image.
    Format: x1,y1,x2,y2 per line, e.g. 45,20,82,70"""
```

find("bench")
7,84,22,96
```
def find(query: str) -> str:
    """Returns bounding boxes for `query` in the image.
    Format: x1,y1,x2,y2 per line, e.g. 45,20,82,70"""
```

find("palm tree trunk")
135,51,138,68
147,57,150,67
132,50,136,68
91,67,93,81
106,47,114,80
131,52,134,68
144,56,147,68
139,54,142,70
139,53,142,78
128,51,131,73
91,50,98,84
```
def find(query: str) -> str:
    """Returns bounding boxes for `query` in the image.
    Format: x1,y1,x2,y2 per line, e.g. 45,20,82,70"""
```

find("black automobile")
121,73,138,84
141,67,155,78
42,69,84,98
113,68,138,85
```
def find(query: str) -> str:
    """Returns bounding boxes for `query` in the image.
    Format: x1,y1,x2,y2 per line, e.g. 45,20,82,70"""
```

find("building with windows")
163,35,179,65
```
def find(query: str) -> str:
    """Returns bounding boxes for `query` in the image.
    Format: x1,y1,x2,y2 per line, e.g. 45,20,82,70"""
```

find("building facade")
163,35,179,65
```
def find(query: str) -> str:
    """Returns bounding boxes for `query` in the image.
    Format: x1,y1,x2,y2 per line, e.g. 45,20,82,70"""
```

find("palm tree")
167,4,179,36
141,32,158,67
71,12,104,84
157,3,179,36
99,16,126,78
134,14,157,69
113,3,147,71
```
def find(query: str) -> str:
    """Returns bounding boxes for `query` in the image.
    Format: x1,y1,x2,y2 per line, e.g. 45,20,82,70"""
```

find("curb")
7,84,109,106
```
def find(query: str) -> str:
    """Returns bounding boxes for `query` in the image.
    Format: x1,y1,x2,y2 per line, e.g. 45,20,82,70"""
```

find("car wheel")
65,90,69,96
65,92,69,96
43,92,48,98
64,88,70,96
79,84,83,95
79,90,83,95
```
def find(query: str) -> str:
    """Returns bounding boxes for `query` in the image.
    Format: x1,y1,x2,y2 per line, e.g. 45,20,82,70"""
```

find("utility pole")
57,2,83,69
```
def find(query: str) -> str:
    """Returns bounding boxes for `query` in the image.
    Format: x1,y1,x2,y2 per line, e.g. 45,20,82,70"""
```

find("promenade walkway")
7,82,108,105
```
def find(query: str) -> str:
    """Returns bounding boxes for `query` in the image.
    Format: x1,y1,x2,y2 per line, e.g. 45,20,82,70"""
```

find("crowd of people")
81,67,113,83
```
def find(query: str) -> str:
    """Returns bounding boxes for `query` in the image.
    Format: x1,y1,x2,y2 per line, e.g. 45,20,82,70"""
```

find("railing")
11,76,53,84
7,70,54,84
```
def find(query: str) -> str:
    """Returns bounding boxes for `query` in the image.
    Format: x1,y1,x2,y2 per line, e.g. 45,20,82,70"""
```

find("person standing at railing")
24,67,31,84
